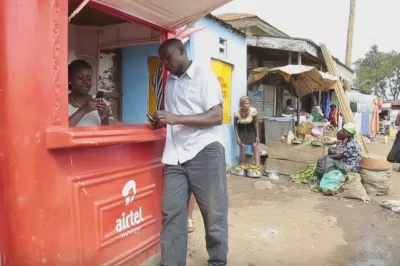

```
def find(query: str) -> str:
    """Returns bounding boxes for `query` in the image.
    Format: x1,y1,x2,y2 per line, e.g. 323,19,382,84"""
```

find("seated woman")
234,96,260,167
68,60,109,127
329,123,362,173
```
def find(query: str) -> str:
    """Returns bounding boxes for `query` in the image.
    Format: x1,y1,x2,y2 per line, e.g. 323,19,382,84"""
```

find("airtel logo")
122,180,137,206
116,179,144,236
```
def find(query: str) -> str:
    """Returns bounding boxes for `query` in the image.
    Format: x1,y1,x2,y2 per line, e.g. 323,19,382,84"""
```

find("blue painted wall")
121,44,159,123
192,18,247,167
121,42,191,123
120,19,247,168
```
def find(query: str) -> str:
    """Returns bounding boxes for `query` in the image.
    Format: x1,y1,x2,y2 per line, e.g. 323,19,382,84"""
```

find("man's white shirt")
161,62,223,165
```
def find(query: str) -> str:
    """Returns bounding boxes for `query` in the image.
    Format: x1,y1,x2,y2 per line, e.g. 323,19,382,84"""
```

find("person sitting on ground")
234,96,260,167
329,123,362,173
68,59,109,127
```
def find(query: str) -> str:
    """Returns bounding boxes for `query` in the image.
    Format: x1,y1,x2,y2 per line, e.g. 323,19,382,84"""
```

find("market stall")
248,65,338,142
0,0,230,265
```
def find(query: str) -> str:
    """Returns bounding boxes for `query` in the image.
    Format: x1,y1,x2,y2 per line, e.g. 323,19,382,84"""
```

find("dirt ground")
187,139,400,266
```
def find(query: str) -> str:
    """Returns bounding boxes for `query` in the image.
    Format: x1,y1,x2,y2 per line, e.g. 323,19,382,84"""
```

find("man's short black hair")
286,99,292,105
158,38,184,53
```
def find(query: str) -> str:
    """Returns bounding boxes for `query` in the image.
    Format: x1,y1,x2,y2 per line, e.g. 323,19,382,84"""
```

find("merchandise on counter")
311,128,321,137
298,122,314,135
323,125,337,138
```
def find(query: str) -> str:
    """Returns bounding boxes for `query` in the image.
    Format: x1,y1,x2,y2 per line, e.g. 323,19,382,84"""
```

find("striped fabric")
152,64,164,111
152,40,192,111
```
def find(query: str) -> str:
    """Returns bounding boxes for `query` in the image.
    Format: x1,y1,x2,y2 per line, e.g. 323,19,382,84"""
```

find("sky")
213,0,400,64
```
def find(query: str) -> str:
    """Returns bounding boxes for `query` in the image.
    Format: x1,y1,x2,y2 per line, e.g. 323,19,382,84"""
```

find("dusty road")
187,140,400,266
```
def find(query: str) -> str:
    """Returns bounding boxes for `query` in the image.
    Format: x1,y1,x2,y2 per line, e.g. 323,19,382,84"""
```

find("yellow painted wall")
211,59,232,124
148,57,162,116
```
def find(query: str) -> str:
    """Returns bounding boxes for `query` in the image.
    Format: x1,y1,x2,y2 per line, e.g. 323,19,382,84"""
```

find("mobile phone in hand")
96,91,104,99
147,113,155,122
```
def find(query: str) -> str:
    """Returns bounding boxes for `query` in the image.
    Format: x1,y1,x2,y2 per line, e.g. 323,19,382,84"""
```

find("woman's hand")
237,137,242,146
98,100,109,120
81,98,101,114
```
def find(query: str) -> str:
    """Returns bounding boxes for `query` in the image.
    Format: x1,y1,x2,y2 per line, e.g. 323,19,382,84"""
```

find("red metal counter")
0,1,165,264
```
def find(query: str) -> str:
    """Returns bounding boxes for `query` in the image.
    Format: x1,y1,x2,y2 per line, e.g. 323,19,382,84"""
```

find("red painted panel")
0,1,165,265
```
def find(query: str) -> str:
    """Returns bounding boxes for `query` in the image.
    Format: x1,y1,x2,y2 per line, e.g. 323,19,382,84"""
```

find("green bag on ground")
320,170,345,192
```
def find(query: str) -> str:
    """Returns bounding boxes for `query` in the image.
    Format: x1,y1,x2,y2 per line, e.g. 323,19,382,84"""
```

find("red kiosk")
0,0,230,265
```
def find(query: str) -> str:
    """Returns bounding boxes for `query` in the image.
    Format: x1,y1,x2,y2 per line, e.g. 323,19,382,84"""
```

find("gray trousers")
160,142,228,266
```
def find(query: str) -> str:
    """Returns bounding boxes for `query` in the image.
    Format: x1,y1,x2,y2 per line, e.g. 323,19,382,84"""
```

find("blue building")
117,15,247,167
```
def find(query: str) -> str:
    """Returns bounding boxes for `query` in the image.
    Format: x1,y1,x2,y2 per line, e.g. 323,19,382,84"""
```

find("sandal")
187,219,195,233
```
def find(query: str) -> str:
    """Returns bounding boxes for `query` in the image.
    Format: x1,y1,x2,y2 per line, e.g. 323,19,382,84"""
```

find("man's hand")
155,111,180,125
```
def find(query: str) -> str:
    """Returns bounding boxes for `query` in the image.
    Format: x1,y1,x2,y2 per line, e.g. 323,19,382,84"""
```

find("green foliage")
354,45,400,100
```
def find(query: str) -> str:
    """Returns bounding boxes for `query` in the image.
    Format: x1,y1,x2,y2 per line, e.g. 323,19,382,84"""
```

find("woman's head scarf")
343,123,357,135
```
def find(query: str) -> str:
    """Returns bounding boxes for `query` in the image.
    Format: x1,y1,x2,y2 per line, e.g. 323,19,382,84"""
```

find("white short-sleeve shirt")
161,62,223,165
68,96,101,127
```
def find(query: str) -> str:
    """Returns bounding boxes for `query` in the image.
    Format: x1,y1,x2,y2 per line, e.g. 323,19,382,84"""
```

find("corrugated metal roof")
205,14,247,38
216,13,256,21
216,13,289,37
249,34,354,73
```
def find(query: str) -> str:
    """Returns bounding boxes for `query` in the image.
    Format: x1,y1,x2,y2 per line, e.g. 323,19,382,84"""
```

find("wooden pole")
345,0,356,68
318,66,322,106
344,0,356,91
288,51,292,64
321,44,368,153
296,53,301,127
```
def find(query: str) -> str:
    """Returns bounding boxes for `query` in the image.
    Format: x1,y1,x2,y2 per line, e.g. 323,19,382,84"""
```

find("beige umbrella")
248,65,339,97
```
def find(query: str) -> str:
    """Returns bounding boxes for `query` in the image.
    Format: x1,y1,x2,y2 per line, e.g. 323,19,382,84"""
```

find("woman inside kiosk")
68,59,109,127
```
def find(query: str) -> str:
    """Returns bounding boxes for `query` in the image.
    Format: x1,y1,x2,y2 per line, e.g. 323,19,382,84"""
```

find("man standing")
153,38,228,266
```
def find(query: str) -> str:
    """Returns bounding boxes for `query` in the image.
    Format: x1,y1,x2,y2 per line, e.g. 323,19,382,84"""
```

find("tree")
354,45,400,101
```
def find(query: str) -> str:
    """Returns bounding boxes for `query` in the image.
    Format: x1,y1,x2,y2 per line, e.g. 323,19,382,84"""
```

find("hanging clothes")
321,91,331,119
354,113,362,133
361,112,371,135
371,99,379,134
